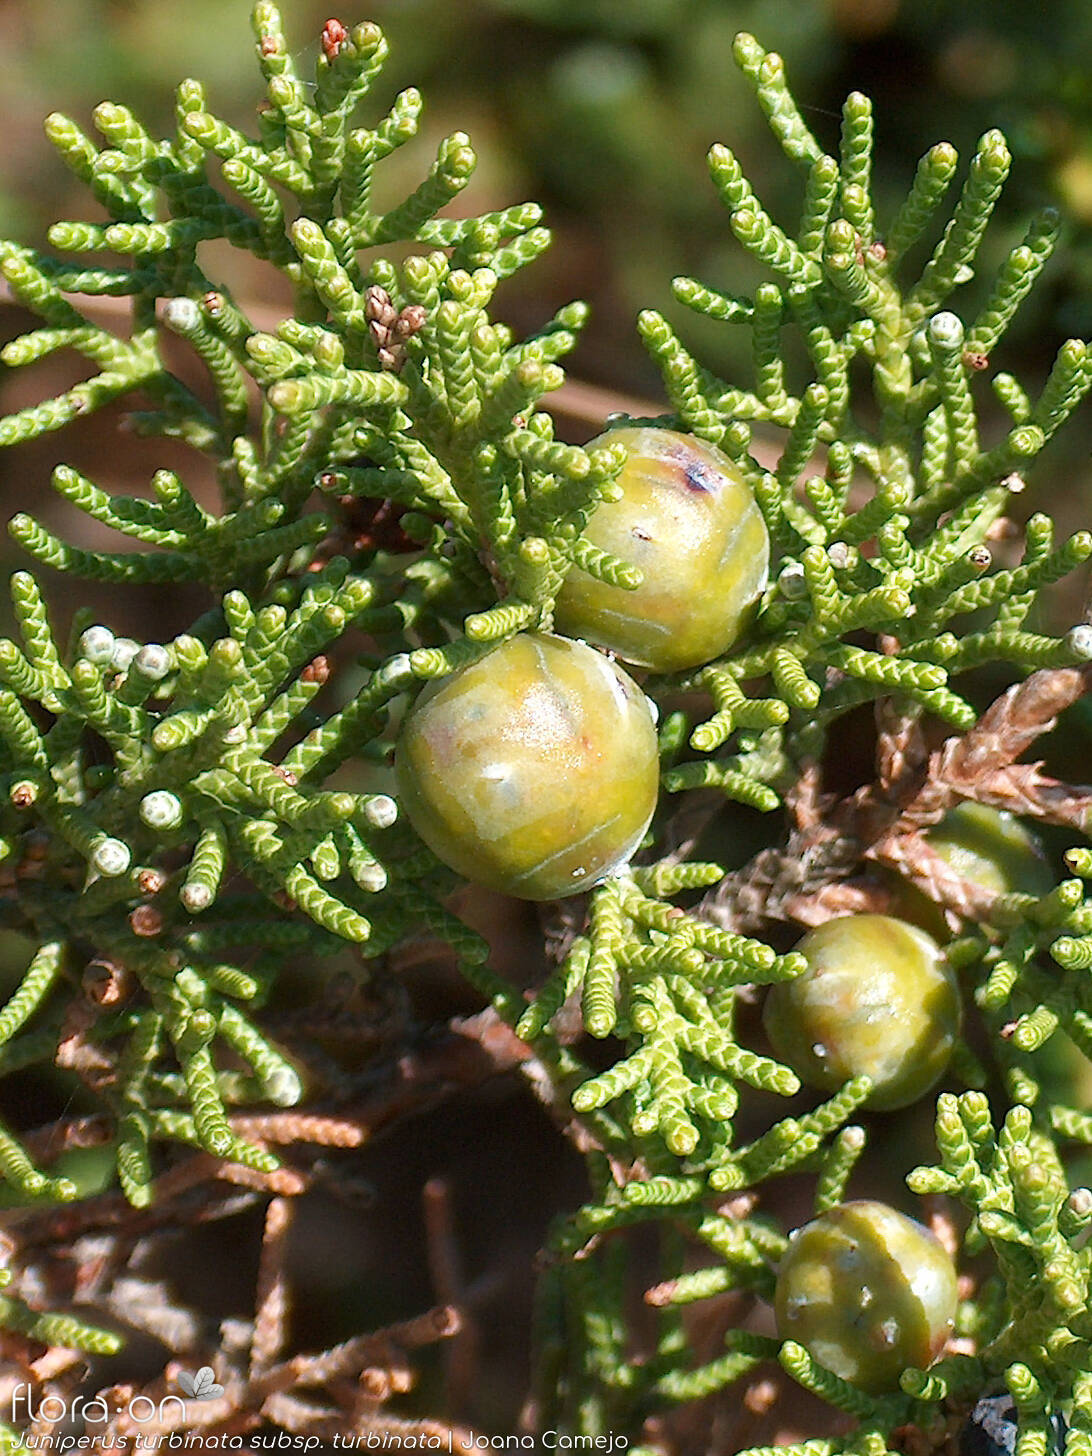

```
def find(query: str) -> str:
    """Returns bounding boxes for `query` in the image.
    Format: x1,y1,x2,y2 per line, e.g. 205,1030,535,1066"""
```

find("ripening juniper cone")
889,802,1053,937
554,426,770,672
395,632,659,900
775,1201,958,1393
763,914,961,1110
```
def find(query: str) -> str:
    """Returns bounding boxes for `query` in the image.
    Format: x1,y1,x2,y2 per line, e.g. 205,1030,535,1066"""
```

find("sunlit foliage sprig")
0,3,624,1199
1,10,1092,1452
517,33,1092,1450
631,34,1092,814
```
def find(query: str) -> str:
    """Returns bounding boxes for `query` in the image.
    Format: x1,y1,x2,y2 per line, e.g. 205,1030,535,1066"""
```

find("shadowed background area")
1,0,1091,1445
4,0,1092,605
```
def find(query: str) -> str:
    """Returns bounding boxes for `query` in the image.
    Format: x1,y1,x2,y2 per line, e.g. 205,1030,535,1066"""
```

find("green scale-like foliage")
0,4,626,1197
1,8,1092,1449
0,1261,120,1454
635,37,1092,804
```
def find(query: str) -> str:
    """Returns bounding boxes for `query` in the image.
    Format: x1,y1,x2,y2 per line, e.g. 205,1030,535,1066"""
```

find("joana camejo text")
10,1388,629,1452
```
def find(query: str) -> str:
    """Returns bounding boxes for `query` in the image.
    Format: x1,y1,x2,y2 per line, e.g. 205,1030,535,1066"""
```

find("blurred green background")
1,0,1092,1437
5,0,1092,395
4,0,1091,652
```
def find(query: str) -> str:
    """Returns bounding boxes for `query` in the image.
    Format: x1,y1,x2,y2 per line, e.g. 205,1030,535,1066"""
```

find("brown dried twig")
700,665,1092,934
0,1159,482,1452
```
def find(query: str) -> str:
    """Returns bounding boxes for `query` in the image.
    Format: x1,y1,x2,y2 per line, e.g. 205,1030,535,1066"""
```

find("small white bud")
928,310,964,349
356,862,388,893
133,643,171,681
79,626,116,664
379,653,414,688
363,794,398,828
140,790,184,830
162,296,201,333
265,1064,303,1107
92,837,131,877
778,561,808,600
180,882,213,912
111,638,140,671
1066,625,1092,660
826,541,854,570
